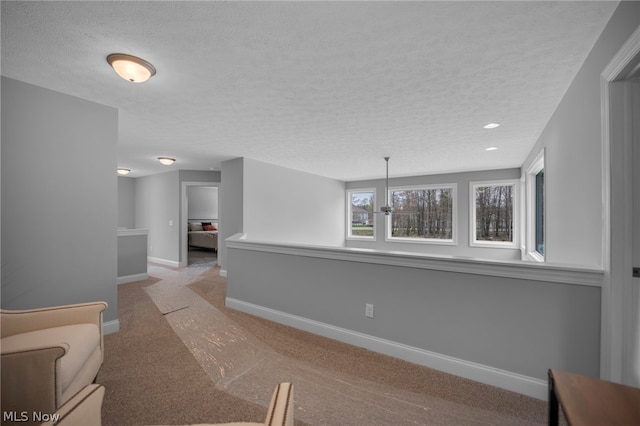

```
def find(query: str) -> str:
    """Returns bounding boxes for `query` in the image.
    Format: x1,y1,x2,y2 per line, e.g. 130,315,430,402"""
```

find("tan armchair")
191,382,295,426
40,384,105,426
1,302,107,418
38,382,293,426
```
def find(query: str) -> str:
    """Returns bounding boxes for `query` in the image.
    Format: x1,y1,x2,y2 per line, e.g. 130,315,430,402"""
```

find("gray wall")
117,234,147,277
227,248,601,381
134,169,220,264
219,158,245,269
346,168,521,260
243,158,345,245
118,176,136,228
1,77,119,323
218,157,346,270
135,171,180,263
187,186,218,220
522,1,640,267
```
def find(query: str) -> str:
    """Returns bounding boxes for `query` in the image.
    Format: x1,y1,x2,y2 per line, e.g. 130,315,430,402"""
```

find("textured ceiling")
1,1,618,181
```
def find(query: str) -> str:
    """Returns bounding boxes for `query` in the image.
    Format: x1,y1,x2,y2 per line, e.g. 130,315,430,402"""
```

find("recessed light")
485,147,499,151
117,168,131,175
483,123,501,129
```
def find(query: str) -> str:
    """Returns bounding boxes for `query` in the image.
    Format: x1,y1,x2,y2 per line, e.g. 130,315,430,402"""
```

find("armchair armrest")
1,345,67,414
1,301,107,338
40,384,105,426
264,382,294,426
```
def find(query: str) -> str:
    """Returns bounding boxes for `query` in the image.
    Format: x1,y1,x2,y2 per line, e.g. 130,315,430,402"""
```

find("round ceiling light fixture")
483,123,501,129
107,53,156,83
117,168,131,175
158,157,176,165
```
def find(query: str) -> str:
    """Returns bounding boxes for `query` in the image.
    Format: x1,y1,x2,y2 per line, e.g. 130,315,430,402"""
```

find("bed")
188,221,218,251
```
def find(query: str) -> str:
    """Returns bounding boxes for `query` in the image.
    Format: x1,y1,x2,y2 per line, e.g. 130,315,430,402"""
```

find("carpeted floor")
99,261,548,425
98,275,275,425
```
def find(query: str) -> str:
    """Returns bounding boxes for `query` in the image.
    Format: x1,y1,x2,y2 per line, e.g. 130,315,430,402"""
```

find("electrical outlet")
365,303,374,318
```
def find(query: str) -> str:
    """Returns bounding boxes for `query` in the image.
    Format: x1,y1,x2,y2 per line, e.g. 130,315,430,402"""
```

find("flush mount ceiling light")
158,157,176,165
485,147,499,151
483,123,501,129
117,168,131,175
107,53,156,83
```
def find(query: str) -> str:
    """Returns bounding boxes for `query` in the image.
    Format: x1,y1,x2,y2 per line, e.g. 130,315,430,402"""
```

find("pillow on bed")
190,223,204,231
203,224,217,231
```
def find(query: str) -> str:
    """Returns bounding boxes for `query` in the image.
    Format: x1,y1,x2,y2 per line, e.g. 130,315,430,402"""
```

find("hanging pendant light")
380,157,393,215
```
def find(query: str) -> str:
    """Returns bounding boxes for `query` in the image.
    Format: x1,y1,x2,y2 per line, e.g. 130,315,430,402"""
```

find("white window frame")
346,188,376,240
523,150,545,262
470,179,519,249
386,183,457,245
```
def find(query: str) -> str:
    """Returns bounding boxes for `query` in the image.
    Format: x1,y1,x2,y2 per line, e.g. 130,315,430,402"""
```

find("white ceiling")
1,1,618,181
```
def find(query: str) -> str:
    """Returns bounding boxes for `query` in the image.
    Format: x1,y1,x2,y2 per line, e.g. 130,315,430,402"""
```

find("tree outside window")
388,186,455,242
471,181,518,247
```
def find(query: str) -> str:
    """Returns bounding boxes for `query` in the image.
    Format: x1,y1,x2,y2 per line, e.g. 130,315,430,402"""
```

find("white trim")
600,25,640,383
385,183,457,245
103,319,120,335
346,188,377,241
226,297,547,400
226,234,603,287
180,181,220,267
219,269,227,278
117,228,149,237
148,256,180,268
117,273,149,285
526,251,545,263
523,150,545,262
469,179,519,249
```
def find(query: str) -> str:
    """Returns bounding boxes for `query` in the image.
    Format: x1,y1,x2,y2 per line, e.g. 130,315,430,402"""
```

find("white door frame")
600,25,640,385
180,181,220,267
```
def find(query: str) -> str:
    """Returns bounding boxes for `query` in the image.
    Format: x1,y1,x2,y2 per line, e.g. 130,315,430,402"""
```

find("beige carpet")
99,261,548,425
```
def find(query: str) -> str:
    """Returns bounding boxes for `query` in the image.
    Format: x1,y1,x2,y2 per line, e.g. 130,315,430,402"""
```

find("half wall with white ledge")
117,228,149,285
225,233,603,400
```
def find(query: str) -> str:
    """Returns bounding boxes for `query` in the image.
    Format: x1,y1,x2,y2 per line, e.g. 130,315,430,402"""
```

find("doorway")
601,26,640,387
181,182,220,267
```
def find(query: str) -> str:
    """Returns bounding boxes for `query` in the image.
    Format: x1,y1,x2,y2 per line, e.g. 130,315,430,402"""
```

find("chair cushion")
1,323,100,391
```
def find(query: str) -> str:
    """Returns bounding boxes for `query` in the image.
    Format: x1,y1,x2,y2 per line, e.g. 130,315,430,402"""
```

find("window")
347,189,375,239
535,169,544,255
470,180,518,248
524,150,545,261
387,185,456,244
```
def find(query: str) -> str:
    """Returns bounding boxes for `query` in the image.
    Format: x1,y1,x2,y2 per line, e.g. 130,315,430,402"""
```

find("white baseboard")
148,256,180,268
226,297,547,400
103,319,120,335
219,269,227,277
117,273,148,285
